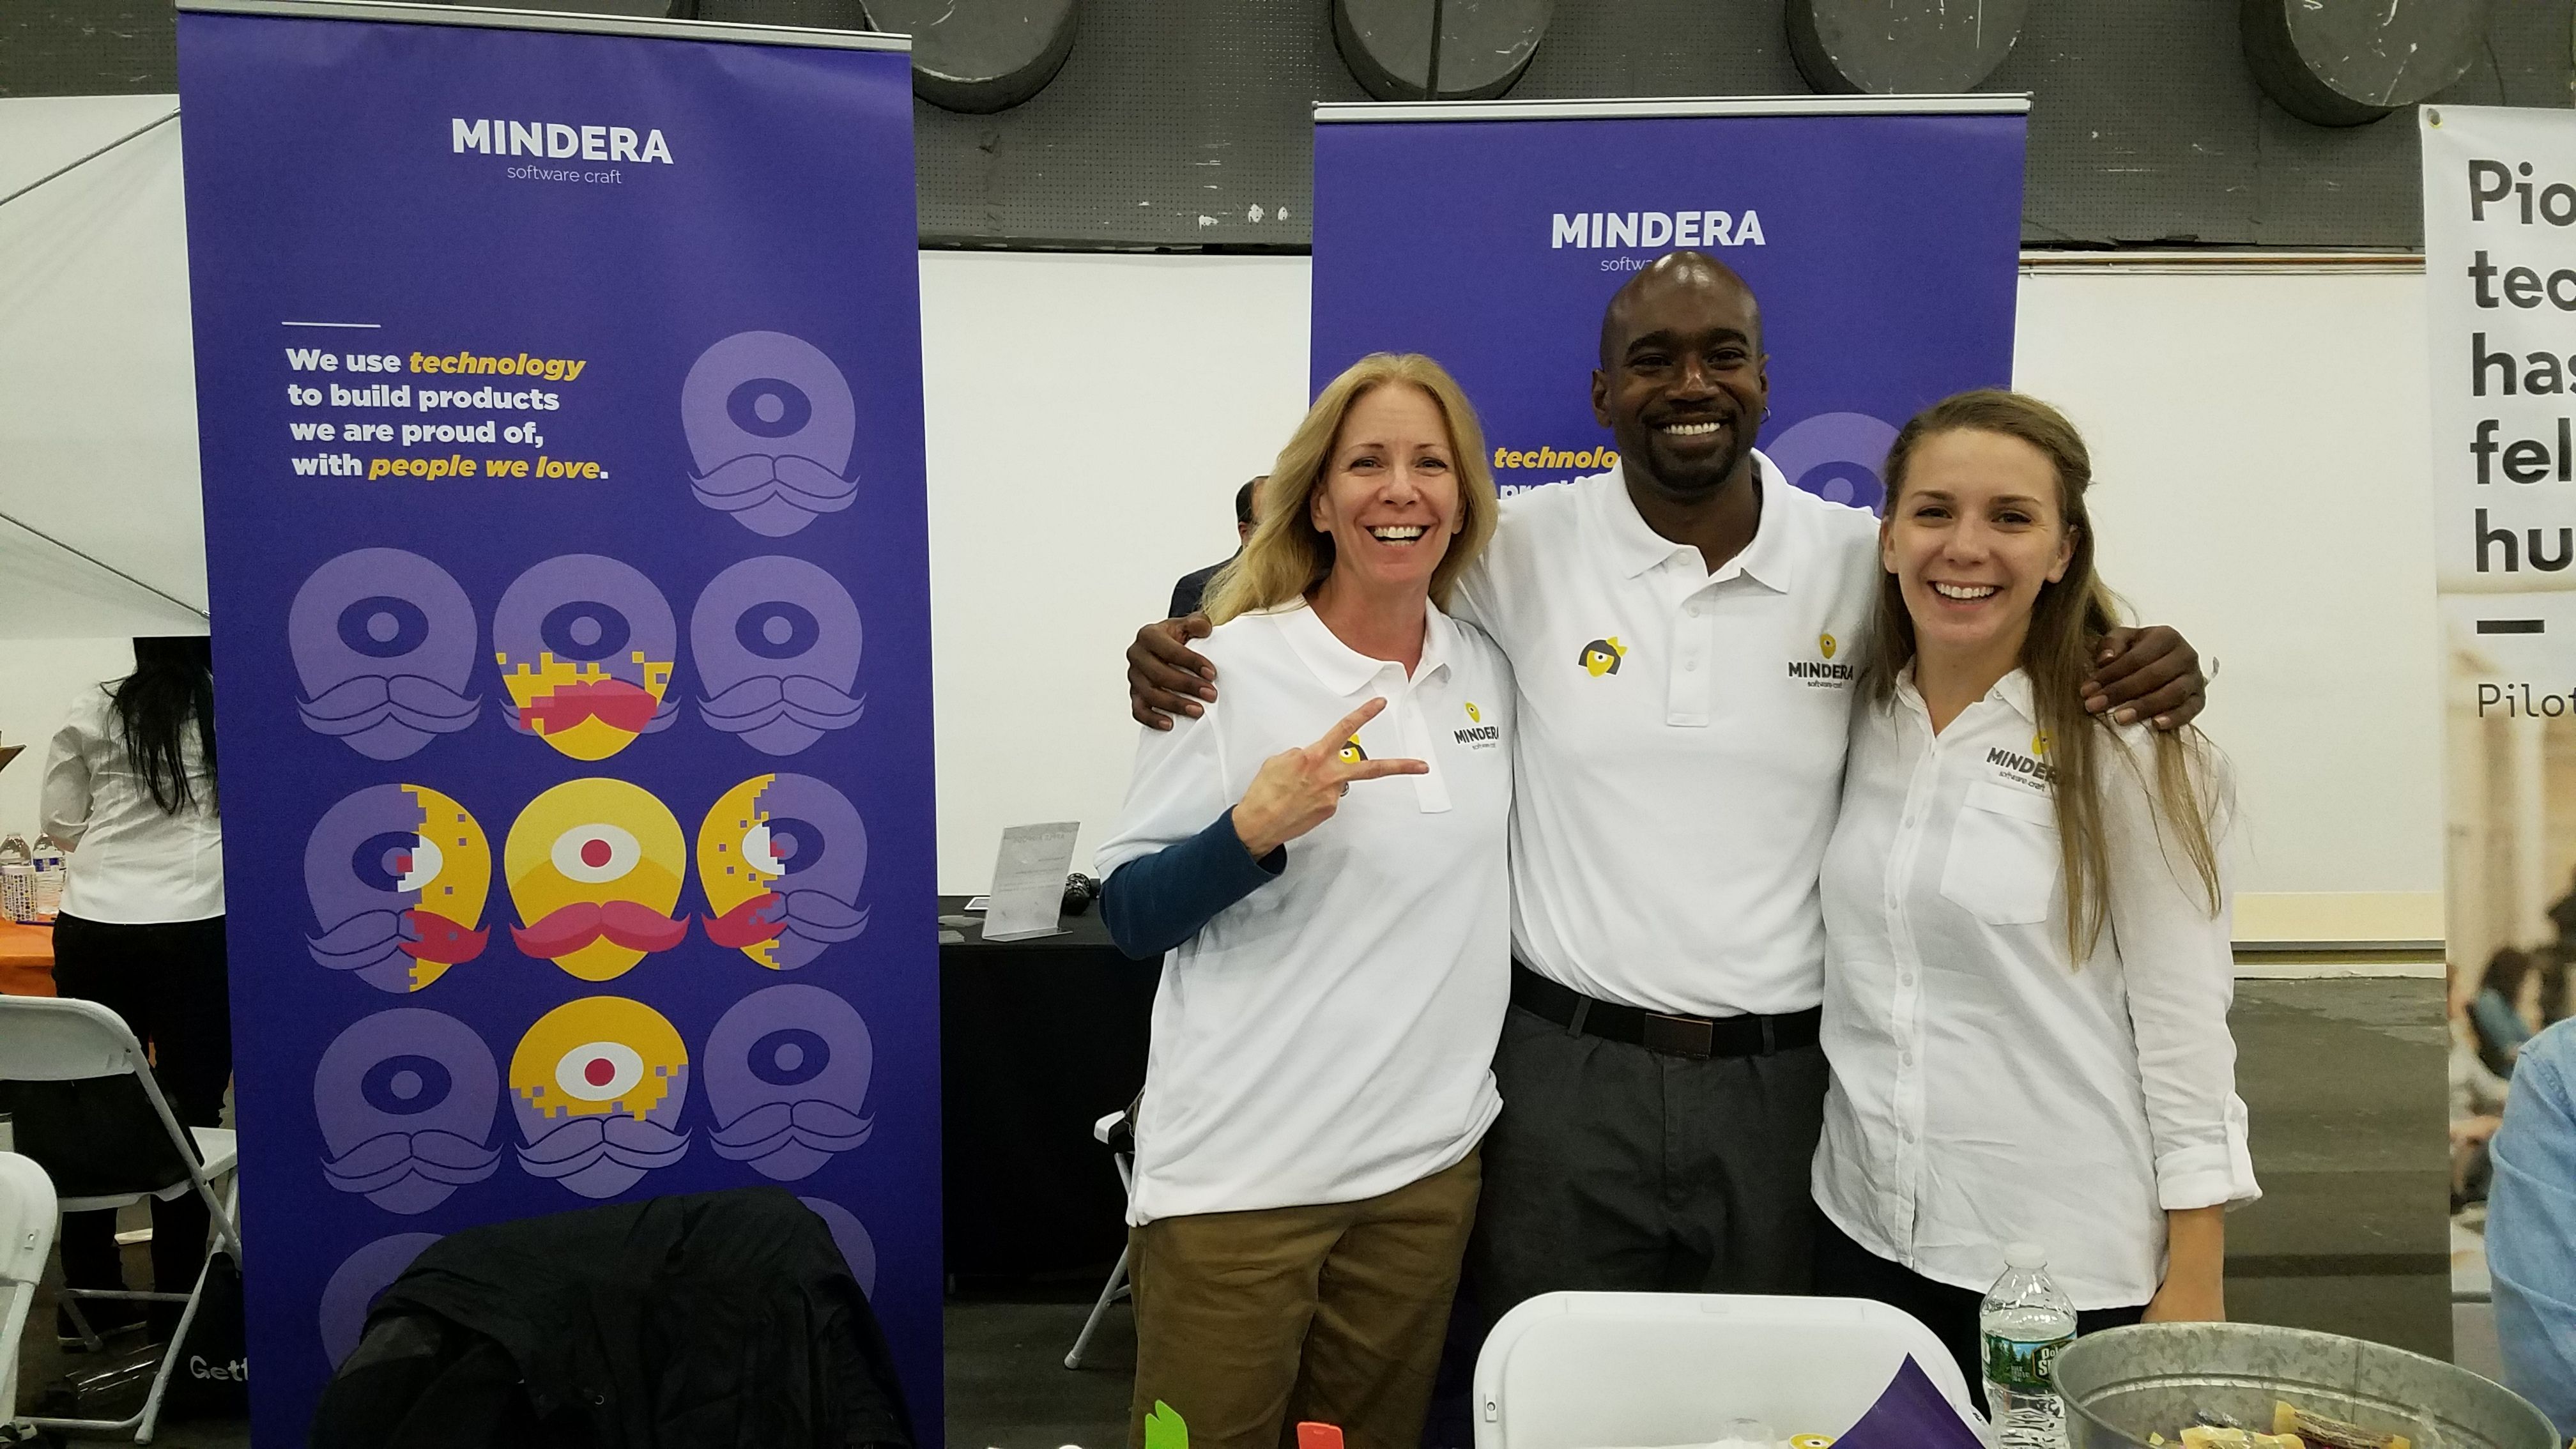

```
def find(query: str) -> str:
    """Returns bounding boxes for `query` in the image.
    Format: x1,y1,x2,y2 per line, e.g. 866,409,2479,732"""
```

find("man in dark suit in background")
1167,477,1262,618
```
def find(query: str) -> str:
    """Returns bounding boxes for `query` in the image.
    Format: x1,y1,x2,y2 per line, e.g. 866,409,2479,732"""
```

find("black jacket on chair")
310,1186,914,1449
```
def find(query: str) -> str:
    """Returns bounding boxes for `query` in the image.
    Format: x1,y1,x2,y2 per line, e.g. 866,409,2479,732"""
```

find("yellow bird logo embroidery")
1578,637,1627,677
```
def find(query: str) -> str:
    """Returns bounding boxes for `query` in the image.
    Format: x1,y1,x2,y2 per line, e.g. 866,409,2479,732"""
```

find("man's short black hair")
1234,478,1259,527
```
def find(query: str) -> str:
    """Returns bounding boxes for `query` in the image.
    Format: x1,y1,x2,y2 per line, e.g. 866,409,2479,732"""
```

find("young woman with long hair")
1808,391,2255,1386
39,636,228,1345
1094,353,1508,1449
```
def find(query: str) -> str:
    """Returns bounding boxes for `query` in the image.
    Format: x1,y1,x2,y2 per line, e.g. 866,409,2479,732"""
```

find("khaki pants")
1128,1151,1481,1449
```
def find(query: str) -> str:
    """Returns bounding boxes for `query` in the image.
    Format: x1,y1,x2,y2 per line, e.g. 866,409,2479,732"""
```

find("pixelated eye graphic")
740,823,786,876
395,838,445,893
550,824,641,884
555,1041,647,1102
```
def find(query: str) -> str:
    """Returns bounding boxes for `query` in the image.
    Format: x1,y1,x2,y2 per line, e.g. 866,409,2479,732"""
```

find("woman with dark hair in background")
38,636,227,1345
2472,947,2538,1079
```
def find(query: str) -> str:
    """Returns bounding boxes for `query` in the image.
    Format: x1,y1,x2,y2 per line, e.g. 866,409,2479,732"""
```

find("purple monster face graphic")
305,784,491,995
690,556,864,756
1765,410,1901,512
493,555,680,761
698,772,870,971
319,1233,441,1368
797,1196,878,1297
703,984,873,1183
289,548,482,760
682,330,859,537
314,1009,502,1215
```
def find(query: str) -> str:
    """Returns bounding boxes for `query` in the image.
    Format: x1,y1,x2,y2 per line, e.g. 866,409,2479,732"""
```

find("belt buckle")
1642,1012,1713,1058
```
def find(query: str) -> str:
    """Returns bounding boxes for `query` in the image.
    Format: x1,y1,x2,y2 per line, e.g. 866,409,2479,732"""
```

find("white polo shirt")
1452,454,1881,1018
1094,599,1514,1224
1811,669,2257,1308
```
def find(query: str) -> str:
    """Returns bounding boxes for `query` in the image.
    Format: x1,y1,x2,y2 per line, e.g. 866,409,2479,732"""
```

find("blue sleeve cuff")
1100,808,1284,960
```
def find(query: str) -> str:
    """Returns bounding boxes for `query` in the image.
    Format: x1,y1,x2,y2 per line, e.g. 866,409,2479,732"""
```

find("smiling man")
1128,250,2205,1314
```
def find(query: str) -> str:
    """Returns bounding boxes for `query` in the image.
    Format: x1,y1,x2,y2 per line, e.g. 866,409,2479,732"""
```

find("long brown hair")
1862,390,2223,960
1202,353,1498,624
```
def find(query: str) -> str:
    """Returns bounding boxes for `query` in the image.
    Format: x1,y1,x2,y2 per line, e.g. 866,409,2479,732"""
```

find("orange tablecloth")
0,921,57,997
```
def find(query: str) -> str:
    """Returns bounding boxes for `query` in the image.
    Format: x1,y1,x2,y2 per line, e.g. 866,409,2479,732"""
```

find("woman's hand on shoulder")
1231,698,1427,857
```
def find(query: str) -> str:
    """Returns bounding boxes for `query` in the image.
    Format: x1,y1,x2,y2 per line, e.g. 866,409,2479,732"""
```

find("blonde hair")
1202,353,1499,625
1863,389,2224,962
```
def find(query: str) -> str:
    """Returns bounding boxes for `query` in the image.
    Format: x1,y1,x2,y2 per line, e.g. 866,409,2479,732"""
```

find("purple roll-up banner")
174,3,940,1436
1310,96,2029,513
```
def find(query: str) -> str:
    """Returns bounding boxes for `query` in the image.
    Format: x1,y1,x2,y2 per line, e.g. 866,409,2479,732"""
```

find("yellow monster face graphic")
1338,738,1368,765
1820,632,1837,660
1578,636,1628,677
503,779,688,982
492,556,678,763
508,995,691,1200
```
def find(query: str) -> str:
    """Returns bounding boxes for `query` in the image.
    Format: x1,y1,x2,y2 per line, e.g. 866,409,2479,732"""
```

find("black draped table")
939,894,1158,1284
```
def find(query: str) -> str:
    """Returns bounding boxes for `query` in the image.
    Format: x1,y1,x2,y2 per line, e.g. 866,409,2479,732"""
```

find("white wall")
920,253,1312,891
0,639,135,845
2014,268,2443,903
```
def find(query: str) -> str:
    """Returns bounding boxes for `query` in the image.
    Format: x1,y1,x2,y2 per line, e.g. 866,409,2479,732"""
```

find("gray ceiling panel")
4,0,2570,249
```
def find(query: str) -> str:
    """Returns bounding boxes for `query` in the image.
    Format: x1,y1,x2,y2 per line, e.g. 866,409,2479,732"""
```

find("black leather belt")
1510,960,1820,1059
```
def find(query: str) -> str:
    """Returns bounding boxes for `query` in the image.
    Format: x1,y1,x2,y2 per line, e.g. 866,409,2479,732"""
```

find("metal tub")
2053,1322,2557,1449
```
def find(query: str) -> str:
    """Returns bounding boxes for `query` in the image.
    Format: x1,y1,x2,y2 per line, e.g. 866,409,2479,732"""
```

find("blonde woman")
1094,353,1510,1449
1810,390,2256,1386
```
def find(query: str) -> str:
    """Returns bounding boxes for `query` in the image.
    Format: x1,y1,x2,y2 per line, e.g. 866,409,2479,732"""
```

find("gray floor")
949,1295,1135,1449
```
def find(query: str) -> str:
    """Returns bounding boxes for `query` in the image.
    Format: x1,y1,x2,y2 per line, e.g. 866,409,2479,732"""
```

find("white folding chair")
0,1153,59,1444
1472,1291,1979,1449
1062,1107,1134,1369
0,995,241,1444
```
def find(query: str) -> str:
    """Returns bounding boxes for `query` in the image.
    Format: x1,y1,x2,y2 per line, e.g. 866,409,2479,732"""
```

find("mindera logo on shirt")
1578,637,1628,677
1455,700,1501,749
1987,738,2057,790
1338,737,1367,764
1787,632,1856,687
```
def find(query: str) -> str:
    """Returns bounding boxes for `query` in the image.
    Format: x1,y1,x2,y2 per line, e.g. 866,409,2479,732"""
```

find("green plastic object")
1146,1400,1189,1449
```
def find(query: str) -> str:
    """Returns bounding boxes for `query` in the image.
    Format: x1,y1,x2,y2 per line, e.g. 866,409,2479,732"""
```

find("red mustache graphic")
401,907,489,965
520,676,658,737
511,898,688,959
703,892,787,949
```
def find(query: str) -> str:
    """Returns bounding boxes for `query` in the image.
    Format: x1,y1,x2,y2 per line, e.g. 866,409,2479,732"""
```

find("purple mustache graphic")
517,1112,692,1188
681,330,861,539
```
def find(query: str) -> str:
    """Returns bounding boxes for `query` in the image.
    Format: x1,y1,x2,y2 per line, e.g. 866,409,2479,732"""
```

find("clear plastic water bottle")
1980,1241,2077,1449
28,838,63,918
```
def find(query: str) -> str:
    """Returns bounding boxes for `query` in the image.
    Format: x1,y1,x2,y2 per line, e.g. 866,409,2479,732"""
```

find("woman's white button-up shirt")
1811,667,2257,1310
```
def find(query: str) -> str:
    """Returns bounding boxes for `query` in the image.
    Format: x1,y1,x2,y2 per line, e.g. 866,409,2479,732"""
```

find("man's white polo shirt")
1095,599,1514,1224
1452,452,1880,1018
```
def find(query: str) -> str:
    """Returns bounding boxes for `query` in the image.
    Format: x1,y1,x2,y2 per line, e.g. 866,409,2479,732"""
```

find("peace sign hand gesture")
1232,697,1429,858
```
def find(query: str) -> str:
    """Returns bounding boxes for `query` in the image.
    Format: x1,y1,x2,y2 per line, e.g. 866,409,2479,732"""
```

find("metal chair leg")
1064,1244,1130,1370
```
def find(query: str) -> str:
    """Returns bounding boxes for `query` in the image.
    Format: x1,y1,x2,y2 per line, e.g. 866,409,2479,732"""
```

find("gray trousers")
1469,1001,1830,1320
